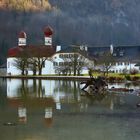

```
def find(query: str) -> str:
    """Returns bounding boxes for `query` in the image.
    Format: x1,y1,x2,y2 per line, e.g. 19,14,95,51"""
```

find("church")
7,26,91,76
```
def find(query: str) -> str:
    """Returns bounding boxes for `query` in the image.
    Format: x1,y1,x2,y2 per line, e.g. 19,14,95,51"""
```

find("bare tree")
27,46,54,75
13,48,29,75
13,46,55,75
27,57,38,75
97,52,115,77
54,52,89,76
13,58,27,75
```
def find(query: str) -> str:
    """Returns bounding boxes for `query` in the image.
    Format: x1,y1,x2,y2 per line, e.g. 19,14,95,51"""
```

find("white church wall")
7,58,22,75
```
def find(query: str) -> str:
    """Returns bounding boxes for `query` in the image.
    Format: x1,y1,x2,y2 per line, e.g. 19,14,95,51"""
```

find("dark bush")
130,69,139,75
107,77,116,83
131,76,140,81
125,75,131,81
116,77,124,82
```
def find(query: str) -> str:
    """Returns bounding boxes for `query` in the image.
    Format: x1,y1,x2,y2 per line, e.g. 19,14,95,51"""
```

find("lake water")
0,78,140,140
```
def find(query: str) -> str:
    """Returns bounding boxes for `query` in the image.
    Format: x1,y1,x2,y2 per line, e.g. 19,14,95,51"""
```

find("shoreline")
0,75,90,81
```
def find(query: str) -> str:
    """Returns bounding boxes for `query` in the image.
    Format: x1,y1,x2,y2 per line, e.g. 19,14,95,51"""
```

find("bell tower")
18,31,27,46
44,26,53,46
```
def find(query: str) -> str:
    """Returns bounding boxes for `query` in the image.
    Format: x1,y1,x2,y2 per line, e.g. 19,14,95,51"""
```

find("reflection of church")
5,78,129,127
8,92,55,126
6,79,81,126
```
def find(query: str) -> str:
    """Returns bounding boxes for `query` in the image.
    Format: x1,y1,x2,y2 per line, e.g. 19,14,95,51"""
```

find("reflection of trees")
125,81,140,89
85,93,107,103
16,79,45,99
38,79,45,97
53,80,80,102
16,79,55,108
0,78,7,108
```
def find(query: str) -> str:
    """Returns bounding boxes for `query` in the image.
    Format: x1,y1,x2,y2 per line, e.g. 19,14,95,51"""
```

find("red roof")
8,47,23,57
18,31,26,38
8,45,56,57
44,26,53,36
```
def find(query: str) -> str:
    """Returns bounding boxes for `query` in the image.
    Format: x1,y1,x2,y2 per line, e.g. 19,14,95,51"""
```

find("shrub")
125,75,131,81
130,69,139,75
116,77,124,82
131,76,139,81
107,77,116,83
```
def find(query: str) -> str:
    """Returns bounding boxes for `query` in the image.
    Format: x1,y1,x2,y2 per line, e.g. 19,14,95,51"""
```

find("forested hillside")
0,0,140,64
0,0,51,11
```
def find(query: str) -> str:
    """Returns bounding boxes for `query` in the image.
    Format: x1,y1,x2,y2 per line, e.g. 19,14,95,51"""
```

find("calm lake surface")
0,78,140,140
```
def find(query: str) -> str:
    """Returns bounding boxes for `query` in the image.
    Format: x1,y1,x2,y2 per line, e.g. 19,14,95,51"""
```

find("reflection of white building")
7,79,80,105
6,79,82,126
45,107,53,119
18,107,27,123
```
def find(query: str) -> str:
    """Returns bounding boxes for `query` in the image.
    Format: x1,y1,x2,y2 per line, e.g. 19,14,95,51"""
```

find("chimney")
44,26,53,46
56,45,61,52
18,31,27,46
110,44,114,54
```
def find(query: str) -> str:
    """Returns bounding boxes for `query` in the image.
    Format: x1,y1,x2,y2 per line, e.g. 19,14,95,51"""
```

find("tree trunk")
33,68,36,75
38,68,42,75
22,70,24,75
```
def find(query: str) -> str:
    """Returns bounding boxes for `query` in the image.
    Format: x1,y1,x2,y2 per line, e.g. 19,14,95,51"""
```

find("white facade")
7,57,55,75
110,62,139,73
7,52,140,75
96,61,139,74
7,51,91,75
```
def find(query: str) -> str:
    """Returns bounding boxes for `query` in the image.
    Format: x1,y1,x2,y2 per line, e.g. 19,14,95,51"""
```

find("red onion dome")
18,31,27,38
44,26,53,36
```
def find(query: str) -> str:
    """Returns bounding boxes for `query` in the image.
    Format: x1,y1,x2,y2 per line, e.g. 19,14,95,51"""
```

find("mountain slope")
0,0,51,11
0,0,140,64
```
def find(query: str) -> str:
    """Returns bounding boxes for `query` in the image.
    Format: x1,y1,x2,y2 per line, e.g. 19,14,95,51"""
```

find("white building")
88,45,140,74
7,26,92,76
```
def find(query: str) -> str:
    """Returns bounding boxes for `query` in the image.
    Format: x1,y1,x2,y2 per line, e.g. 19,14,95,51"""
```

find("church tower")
18,31,27,46
44,26,53,46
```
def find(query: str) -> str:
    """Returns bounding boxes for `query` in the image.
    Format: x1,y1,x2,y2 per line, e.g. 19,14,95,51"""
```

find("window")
119,51,124,56
59,62,64,66
59,54,63,58
53,62,58,66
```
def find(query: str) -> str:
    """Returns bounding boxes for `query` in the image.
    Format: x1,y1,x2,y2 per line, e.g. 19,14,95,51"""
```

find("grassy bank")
1,72,140,83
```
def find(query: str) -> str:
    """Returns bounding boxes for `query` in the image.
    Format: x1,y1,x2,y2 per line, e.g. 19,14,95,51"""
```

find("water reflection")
1,79,140,140
108,82,140,89
5,79,140,113
18,107,27,124
7,79,81,102
6,79,83,127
